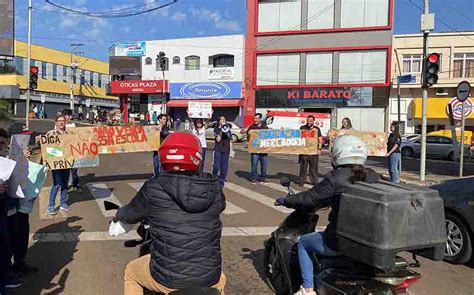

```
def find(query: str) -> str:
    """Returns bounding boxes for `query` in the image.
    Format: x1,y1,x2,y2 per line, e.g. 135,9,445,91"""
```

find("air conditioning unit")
436,88,448,96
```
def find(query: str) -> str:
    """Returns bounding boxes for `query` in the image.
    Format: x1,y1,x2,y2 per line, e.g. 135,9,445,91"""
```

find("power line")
437,0,473,24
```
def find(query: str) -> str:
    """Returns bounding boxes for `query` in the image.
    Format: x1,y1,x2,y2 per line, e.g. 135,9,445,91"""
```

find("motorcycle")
263,178,422,295
104,201,221,295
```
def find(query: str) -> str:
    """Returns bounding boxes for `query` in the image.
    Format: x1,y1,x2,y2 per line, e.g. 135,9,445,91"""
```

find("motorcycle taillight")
394,276,421,293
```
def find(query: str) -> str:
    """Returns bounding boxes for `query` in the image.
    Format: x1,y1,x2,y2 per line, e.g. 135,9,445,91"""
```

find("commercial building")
244,0,394,130
389,32,474,134
0,40,118,118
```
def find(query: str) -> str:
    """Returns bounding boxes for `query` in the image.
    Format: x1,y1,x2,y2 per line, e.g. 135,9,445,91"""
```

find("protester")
32,104,38,118
47,115,71,215
192,119,207,175
296,116,323,186
387,122,402,183
341,117,353,130
184,119,190,132
247,113,269,184
78,105,84,121
153,114,170,177
152,111,158,125
62,109,81,192
212,116,232,187
112,132,226,294
145,112,151,125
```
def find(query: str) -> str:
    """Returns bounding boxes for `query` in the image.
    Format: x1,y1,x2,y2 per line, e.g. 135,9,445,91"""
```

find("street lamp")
70,43,84,111
157,51,167,114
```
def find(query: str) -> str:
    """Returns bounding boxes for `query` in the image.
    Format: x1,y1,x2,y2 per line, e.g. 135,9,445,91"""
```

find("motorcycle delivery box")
336,181,446,270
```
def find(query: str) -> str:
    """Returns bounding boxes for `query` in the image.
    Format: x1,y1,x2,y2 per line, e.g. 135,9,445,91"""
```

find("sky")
13,0,474,61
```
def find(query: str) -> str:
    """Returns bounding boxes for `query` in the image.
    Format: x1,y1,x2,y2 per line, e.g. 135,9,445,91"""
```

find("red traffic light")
428,53,439,63
30,66,39,74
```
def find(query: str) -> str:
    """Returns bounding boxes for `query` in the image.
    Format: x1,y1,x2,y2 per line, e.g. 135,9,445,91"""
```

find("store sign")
286,87,373,106
110,80,169,94
170,81,242,99
447,97,473,120
110,42,146,57
208,68,235,80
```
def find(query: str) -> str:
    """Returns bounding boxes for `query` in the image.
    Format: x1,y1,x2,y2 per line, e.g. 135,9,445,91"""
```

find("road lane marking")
258,182,302,194
86,183,123,217
127,181,247,215
225,182,292,214
29,226,328,243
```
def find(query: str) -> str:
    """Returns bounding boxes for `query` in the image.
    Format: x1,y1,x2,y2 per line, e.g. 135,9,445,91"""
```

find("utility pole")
25,0,32,130
420,0,434,181
157,52,167,114
70,43,84,111
394,48,403,174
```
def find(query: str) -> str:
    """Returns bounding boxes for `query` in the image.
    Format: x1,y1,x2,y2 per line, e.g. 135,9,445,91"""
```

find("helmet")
159,132,202,172
331,135,368,167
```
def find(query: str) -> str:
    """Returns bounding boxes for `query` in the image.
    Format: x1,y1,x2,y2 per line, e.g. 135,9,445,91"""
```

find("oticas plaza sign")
110,80,169,94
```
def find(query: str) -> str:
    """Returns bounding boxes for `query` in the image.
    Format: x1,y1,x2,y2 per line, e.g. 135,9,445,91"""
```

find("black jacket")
284,166,379,250
116,172,226,289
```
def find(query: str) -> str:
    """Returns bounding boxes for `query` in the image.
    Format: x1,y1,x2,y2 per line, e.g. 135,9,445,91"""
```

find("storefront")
255,86,389,131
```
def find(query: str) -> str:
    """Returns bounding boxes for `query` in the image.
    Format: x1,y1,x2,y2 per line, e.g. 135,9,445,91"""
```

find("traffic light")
423,53,440,87
157,52,166,71
29,66,38,90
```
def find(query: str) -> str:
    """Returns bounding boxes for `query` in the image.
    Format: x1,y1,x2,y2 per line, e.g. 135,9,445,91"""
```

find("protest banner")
248,129,319,155
187,102,213,119
40,133,100,170
329,129,388,157
69,125,160,154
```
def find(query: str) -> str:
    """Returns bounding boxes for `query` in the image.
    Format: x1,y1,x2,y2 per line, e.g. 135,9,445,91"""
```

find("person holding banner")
247,113,269,184
341,117,353,130
212,116,232,187
192,119,207,175
62,109,82,193
297,115,323,186
387,122,402,183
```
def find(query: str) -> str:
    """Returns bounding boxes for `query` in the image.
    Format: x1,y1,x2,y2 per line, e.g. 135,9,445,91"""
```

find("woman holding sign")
46,115,71,215
212,116,232,187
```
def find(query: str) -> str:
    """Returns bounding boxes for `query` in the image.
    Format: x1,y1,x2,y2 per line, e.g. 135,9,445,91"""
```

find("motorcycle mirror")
280,177,291,188
104,201,120,211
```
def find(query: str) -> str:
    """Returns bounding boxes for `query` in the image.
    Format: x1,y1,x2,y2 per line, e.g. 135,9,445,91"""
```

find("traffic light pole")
25,0,32,130
420,0,430,181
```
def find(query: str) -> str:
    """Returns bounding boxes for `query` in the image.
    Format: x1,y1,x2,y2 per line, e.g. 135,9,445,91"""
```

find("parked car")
402,134,421,142
205,121,245,142
431,178,474,264
401,135,470,161
429,129,473,146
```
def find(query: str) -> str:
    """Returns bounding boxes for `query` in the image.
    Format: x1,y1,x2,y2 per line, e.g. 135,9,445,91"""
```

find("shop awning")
167,99,243,108
414,97,474,119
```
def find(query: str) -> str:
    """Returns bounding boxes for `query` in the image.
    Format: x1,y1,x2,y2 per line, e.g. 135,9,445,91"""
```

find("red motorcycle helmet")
159,132,202,172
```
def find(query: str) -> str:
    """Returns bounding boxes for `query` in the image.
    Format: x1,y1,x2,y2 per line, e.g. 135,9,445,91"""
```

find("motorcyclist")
113,132,226,294
275,135,380,295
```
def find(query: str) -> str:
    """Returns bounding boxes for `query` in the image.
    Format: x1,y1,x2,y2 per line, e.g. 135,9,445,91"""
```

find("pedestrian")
39,105,45,119
184,119,190,132
78,105,84,121
341,117,353,130
192,119,207,175
46,115,71,215
62,109,81,192
387,122,402,183
145,111,151,125
297,115,323,186
212,116,232,187
153,114,170,177
247,113,269,184
167,115,173,130
152,111,158,125
175,117,181,130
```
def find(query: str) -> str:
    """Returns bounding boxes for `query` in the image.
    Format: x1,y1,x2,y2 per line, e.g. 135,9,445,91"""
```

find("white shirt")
192,128,207,148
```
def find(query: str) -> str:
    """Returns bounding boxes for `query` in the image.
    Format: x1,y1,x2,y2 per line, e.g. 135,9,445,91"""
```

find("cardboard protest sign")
40,133,100,170
187,102,213,119
70,125,161,154
248,129,319,155
329,129,388,157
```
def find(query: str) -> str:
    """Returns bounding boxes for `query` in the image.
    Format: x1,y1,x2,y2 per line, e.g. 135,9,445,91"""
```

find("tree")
0,99,12,121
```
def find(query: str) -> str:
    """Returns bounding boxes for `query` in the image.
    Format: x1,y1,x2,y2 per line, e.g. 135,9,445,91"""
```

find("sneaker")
250,179,258,184
59,204,71,211
5,278,23,289
259,179,268,183
47,207,57,215
294,287,316,295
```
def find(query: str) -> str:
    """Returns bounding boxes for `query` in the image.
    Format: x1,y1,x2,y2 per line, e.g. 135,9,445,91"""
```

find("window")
145,57,153,65
339,50,387,84
341,0,389,28
173,56,180,64
13,57,24,74
402,54,423,73
52,64,58,81
307,0,334,29
257,54,300,85
185,55,200,70
306,53,333,84
426,136,440,144
98,73,102,87
62,66,68,82
41,62,47,79
439,137,452,144
156,57,169,71
258,0,302,32
453,53,474,78
92,72,99,86
210,54,234,67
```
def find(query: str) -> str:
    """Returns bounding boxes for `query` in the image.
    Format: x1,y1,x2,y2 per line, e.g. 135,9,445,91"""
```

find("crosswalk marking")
225,182,292,214
86,183,123,217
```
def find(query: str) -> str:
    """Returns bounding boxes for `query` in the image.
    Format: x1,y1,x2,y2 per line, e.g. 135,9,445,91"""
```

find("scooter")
263,178,422,295
104,201,221,295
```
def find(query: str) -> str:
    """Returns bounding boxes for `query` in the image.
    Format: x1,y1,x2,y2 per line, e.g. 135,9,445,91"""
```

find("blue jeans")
199,148,207,175
212,150,230,186
71,168,79,188
250,153,268,181
388,152,401,183
153,151,160,177
298,232,339,289
49,169,71,209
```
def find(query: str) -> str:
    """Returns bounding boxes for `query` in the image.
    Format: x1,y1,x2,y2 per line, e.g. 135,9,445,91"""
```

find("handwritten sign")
40,133,100,170
248,129,319,155
329,129,388,157
70,125,161,154
187,102,213,119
